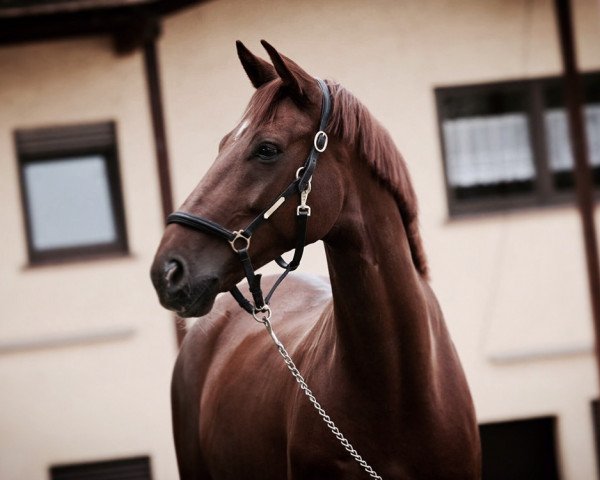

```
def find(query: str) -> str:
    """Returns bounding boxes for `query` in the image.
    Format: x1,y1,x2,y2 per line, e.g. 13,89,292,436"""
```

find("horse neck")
322,151,431,392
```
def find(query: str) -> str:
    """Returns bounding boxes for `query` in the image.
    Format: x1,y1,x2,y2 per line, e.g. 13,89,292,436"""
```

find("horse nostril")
165,259,185,288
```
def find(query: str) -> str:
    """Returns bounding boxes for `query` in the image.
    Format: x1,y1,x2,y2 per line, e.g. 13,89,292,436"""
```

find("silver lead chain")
256,312,383,480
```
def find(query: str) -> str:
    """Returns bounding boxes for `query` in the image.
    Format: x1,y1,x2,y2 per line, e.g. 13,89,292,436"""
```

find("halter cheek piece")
167,79,332,316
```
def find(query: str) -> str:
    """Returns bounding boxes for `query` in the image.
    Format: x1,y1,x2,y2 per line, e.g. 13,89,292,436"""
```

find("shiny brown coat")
151,40,481,480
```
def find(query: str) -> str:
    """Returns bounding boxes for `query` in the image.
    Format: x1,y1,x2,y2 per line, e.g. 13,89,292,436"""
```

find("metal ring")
229,230,250,253
314,131,328,152
252,304,272,323
296,167,312,192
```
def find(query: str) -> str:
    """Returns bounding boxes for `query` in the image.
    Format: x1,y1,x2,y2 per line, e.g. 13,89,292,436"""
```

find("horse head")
150,41,345,318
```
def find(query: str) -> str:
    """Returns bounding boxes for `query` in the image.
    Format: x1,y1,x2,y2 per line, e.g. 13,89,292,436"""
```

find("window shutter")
50,455,152,480
16,122,115,157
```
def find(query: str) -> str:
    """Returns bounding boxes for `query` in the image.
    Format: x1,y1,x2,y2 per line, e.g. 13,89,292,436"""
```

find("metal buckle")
229,230,251,253
252,304,272,323
314,131,328,152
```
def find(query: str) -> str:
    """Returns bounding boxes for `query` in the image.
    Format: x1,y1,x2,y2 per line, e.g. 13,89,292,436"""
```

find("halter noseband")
167,78,332,316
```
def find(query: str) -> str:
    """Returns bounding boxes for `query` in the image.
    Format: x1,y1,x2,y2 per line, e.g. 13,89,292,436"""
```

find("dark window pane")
441,87,528,119
453,179,535,200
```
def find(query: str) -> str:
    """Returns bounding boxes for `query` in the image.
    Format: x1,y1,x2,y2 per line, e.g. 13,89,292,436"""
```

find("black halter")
167,78,332,316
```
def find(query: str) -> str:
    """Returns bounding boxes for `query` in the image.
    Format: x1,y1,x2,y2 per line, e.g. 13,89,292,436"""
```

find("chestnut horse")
151,41,481,480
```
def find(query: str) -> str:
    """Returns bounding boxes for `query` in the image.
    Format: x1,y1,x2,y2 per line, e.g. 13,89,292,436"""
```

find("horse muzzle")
150,257,220,317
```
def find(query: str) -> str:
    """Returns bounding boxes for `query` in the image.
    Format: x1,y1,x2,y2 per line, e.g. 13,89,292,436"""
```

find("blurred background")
1,0,599,478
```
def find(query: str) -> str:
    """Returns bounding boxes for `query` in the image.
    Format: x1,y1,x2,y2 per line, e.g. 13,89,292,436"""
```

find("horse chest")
192,325,365,478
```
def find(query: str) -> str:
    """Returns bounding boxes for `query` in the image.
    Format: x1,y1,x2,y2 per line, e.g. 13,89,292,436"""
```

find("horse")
150,40,481,480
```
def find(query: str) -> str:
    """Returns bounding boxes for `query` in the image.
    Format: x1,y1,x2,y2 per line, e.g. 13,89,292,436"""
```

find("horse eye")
255,143,280,162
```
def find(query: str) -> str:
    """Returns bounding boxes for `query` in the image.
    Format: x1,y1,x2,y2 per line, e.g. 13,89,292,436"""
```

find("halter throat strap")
167,78,331,315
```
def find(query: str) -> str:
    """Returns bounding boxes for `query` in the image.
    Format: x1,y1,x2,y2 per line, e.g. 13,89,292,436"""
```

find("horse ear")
260,40,313,100
236,40,277,89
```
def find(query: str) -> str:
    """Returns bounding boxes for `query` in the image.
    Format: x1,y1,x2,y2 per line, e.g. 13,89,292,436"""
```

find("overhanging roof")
0,0,209,52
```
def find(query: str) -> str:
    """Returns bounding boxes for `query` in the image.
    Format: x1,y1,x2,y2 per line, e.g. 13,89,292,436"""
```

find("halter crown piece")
167,78,332,316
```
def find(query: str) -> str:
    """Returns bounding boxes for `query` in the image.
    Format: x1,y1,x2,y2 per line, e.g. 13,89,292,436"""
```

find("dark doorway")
480,416,561,480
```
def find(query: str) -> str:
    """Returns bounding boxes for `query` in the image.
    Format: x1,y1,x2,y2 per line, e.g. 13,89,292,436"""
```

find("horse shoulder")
171,301,239,479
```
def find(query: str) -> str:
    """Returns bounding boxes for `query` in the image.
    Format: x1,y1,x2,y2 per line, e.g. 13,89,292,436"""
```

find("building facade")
1,0,599,478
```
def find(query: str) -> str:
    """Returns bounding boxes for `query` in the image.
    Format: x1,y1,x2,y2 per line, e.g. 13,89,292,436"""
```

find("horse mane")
245,80,429,278
326,82,428,278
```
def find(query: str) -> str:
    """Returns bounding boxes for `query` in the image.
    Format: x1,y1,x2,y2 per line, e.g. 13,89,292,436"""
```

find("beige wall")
1,0,600,478
0,39,178,479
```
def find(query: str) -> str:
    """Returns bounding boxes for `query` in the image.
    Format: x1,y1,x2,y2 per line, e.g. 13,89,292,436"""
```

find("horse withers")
151,40,481,480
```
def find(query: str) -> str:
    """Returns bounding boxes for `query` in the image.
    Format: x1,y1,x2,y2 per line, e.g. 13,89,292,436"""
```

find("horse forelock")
242,79,429,278
243,80,283,126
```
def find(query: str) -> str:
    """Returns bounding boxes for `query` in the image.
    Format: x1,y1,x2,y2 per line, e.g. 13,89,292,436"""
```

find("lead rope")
253,307,383,480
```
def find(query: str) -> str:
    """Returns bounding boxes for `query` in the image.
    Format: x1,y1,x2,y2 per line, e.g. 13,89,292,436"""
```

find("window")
436,72,600,216
479,416,560,480
15,122,128,264
50,456,152,480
